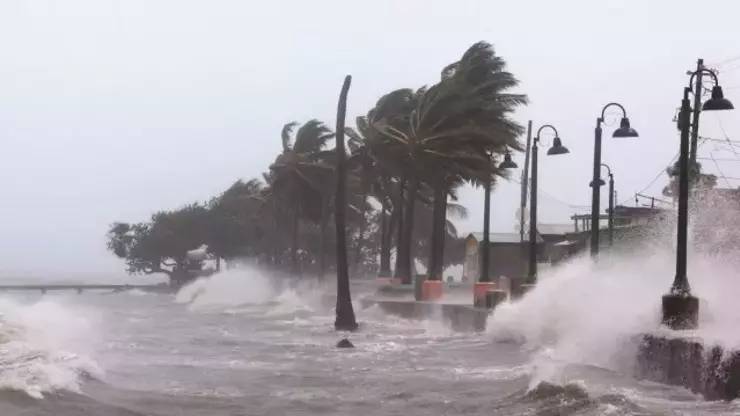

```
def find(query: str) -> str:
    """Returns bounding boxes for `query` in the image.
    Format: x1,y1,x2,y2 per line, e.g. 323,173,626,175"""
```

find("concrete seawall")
637,333,740,401
360,297,489,332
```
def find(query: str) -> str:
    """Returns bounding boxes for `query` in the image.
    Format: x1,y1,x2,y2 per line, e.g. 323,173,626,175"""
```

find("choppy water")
1,259,740,415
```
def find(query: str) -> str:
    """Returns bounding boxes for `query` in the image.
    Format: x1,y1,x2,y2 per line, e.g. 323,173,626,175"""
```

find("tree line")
106,41,528,286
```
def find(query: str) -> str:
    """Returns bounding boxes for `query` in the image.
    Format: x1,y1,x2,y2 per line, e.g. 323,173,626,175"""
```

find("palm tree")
269,120,335,275
366,42,526,287
334,75,358,331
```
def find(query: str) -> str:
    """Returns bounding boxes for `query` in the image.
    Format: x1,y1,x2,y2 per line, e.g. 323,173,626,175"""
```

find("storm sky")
1,0,739,280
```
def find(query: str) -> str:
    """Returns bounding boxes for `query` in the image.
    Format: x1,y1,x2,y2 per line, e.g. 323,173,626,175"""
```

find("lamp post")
606,165,615,247
475,151,517,306
590,103,638,257
662,66,734,330
589,163,615,247
527,125,569,284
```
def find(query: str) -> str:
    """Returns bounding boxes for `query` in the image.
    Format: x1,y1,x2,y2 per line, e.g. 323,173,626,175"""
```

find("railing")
0,284,169,294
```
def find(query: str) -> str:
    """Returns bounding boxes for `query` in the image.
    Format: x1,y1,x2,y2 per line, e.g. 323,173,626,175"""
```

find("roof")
467,232,544,244
538,223,575,236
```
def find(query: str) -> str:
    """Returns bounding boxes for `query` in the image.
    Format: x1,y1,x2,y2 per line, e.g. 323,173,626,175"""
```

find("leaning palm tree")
369,41,527,286
269,119,335,275
334,75,358,331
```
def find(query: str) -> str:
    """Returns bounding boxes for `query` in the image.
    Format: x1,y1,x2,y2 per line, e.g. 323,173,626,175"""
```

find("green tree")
269,120,335,275
207,179,268,267
107,203,212,286
366,41,526,284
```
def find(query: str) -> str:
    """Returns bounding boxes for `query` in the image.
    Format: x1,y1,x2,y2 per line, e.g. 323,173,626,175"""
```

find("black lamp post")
479,151,518,283
527,125,569,284
605,164,615,247
662,66,734,330
590,103,638,257
591,164,615,247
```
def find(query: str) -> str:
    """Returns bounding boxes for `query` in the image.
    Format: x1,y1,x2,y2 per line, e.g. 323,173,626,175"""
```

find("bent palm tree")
269,120,335,275
369,41,527,285
334,75,358,331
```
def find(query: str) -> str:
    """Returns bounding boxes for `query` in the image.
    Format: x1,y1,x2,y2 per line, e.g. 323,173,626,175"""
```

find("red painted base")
473,282,496,307
421,280,443,301
376,277,393,286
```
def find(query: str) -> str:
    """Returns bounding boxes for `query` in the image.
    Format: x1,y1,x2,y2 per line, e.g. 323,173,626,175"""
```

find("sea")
1,252,740,415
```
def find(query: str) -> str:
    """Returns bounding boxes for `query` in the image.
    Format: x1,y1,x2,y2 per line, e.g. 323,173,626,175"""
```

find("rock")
336,338,354,348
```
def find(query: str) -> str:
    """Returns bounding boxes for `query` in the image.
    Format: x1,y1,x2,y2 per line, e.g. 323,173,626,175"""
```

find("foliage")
106,41,528,283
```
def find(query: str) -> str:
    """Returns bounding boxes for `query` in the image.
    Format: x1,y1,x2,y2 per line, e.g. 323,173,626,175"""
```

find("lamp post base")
421,280,443,301
473,282,496,307
662,294,699,330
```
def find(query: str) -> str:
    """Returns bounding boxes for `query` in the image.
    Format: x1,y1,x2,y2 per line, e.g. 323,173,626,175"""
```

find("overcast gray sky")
1,0,739,280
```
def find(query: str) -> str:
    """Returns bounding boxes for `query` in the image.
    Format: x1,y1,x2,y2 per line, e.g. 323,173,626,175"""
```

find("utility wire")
621,150,679,206
708,152,733,188
511,177,590,209
700,136,740,145
698,157,740,162
709,54,740,68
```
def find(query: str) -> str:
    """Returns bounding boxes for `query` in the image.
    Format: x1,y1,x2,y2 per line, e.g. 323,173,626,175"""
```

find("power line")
708,153,733,188
621,150,679,206
697,157,740,162
700,136,740,145
709,54,740,67
510,177,589,209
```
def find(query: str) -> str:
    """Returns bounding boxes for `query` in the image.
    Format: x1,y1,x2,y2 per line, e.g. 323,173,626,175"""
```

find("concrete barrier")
360,298,489,332
636,333,740,401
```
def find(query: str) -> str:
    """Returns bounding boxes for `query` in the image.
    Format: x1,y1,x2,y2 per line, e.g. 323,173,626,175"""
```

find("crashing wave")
0,298,102,399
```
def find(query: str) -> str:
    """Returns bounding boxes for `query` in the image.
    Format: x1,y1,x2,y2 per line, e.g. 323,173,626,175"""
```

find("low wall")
360,298,489,332
636,333,740,401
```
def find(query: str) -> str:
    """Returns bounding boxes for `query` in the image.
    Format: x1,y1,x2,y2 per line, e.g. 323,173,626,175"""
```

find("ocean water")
1,261,740,416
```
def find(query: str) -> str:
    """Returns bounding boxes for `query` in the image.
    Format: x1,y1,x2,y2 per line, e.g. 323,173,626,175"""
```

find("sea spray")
0,297,102,398
488,249,672,386
175,267,278,309
488,245,740,387
175,266,329,314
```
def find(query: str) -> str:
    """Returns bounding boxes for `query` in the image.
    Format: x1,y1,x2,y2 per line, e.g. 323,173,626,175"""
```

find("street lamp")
662,65,734,330
590,103,638,257
605,164,615,247
475,150,517,306
527,125,569,284
589,164,615,247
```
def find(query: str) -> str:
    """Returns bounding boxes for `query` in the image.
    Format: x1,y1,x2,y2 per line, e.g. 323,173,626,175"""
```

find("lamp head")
547,137,570,155
702,86,734,111
498,151,518,169
589,178,606,187
613,117,639,138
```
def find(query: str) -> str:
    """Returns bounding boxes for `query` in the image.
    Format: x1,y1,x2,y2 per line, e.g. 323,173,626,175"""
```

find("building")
462,224,572,283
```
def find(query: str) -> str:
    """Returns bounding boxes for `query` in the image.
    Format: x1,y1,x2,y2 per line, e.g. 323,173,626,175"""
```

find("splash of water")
487,246,740,387
0,297,102,398
175,266,328,315
175,267,279,310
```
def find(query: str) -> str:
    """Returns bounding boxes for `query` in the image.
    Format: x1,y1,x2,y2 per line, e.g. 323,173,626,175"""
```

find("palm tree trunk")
352,184,368,273
437,190,448,278
319,193,329,280
393,176,406,280
291,204,299,275
480,174,491,282
334,75,358,331
379,196,392,276
399,174,418,284
427,179,446,280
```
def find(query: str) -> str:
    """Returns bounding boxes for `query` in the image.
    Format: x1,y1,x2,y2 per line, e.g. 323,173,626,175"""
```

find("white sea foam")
487,245,740,386
0,297,102,398
175,267,278,310
175,266,327,316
